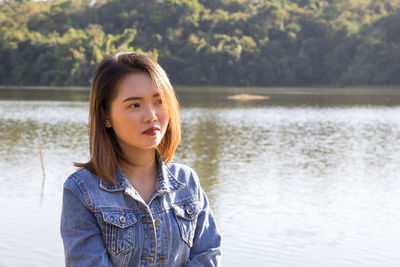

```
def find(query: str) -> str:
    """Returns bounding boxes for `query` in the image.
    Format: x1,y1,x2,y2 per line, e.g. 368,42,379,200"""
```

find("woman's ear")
104,115,111,128
104,117,112,128
102,107,112,128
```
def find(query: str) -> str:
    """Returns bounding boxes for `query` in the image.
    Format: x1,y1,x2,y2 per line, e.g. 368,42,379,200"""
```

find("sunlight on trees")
0,0,400,86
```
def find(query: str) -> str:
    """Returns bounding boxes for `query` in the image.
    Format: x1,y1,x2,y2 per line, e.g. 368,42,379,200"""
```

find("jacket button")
158,256,165,263
119,215,126,224
186,205,193,215
154,219,161,226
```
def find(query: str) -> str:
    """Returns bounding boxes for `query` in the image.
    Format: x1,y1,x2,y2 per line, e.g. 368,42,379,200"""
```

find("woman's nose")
144,105,157,122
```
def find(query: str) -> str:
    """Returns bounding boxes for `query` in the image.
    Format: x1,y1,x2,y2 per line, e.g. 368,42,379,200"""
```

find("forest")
1,0,400,87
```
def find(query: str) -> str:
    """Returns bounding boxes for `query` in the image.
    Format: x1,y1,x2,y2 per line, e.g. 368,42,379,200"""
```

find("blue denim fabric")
60,153,221,267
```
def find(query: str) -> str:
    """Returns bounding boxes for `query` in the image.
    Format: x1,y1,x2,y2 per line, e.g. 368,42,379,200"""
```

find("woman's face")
106,72,169,153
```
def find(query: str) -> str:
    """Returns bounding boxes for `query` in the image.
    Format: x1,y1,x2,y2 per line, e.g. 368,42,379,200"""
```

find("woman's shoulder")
165,161,202,189
63,167,100,193
62,168,104,210
166,161,194,172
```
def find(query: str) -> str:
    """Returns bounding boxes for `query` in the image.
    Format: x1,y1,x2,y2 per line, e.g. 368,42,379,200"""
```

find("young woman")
60,52,221,266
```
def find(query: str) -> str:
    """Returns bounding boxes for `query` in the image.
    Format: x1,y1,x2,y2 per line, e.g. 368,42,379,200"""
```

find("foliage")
1,0,400,86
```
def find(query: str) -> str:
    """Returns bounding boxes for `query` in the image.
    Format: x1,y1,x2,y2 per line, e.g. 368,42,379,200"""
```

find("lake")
1,86,400,266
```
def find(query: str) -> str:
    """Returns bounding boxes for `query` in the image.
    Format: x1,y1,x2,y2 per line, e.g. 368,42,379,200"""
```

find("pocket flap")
101,210,137,228
173,201,201,220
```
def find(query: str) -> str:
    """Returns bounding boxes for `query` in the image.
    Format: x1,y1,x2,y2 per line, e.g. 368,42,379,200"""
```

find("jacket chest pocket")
172,201,201,247
100,210,137,257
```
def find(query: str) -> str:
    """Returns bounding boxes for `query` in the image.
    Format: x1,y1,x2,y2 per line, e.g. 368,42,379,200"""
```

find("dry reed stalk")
39,143,46,201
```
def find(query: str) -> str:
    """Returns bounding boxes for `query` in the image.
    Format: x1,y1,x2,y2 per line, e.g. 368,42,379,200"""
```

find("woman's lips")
142,127,159,136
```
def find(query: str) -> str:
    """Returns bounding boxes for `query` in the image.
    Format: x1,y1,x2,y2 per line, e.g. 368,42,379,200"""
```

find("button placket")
140,204,158,266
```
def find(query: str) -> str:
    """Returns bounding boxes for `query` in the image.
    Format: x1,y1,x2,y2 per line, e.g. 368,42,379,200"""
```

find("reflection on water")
179,112,222,196
1,90,400,266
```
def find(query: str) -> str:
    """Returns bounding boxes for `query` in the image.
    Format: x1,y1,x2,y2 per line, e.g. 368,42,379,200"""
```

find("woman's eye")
129,103,140,108
155,99,163,105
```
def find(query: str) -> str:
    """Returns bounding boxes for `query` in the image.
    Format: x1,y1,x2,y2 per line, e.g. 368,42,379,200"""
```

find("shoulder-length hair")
75,52,181,184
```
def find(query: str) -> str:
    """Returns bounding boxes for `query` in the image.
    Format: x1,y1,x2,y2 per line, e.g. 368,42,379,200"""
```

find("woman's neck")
119,148,157,184
119,147,158,204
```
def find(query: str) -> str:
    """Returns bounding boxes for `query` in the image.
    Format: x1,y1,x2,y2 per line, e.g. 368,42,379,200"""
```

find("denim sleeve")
185,172,222,266
60,177,112,267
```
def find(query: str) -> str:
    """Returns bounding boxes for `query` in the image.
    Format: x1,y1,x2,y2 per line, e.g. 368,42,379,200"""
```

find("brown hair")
75,52,181,184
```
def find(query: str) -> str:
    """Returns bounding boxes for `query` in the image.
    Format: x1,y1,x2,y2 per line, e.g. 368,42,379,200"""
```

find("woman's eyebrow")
122,93,160,103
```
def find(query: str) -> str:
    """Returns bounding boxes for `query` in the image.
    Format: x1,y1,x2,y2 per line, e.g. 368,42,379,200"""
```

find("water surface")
1,87,400,266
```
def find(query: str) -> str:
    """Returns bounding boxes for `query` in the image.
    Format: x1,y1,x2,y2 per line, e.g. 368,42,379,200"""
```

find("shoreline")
1,85,400,96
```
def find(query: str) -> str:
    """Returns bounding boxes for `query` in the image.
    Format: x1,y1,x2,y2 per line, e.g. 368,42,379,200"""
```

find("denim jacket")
60,154,221,267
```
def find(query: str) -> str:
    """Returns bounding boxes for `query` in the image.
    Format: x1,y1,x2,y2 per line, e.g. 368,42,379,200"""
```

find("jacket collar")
99,150,185,193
